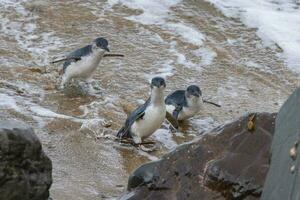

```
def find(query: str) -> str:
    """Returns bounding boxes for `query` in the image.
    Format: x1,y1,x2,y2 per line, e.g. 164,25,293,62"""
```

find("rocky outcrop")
119,113,276,200
262,88,300,199
0,120,52,200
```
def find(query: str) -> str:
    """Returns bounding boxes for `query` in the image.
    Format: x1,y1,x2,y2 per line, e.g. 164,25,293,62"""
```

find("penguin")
117,77,166,145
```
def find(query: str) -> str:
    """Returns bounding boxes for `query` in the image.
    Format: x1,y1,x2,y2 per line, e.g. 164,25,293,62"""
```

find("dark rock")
119,113,276,200
0,120,52,200
261,88,300,199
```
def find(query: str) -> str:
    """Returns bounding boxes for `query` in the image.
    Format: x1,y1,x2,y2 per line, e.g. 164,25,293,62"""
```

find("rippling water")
0,0,299,199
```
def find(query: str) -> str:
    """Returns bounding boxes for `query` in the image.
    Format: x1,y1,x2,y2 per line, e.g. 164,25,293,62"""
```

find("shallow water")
0,0,299,199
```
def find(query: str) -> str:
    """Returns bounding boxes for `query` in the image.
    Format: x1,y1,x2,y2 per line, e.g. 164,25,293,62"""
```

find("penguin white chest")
131,105,166,139
65,53,103,79
178,106,199,120
166,104,198,120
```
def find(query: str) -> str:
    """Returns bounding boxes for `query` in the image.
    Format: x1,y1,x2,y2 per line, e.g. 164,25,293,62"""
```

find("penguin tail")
117,126,130,139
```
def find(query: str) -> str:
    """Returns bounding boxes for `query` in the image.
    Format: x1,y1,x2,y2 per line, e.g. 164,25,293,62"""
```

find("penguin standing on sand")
117,77,166,145
57,37,110,89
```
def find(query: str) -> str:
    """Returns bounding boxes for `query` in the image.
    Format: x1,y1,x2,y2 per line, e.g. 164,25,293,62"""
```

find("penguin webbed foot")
118,137,156,151
137,139,156,152
118,138,135,145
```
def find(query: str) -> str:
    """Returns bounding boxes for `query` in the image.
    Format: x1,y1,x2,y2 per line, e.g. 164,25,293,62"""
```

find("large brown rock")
0,120,52,200
119,113,276,200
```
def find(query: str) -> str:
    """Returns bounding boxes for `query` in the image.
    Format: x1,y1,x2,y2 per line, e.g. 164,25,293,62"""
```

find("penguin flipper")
165,90,186,122
117,126,130,139
62,45,92,73
117,99,149,139
116,111,145,139
172,105,182,121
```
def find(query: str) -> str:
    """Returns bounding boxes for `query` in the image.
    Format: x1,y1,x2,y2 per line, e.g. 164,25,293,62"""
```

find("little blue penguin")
165,85,203,122
117,77,166,144
60,37,109,89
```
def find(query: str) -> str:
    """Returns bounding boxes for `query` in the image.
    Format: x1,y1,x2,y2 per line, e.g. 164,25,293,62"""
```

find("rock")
0,120,52,200
119,113,276,200
261,88,300,199
204,113,274,199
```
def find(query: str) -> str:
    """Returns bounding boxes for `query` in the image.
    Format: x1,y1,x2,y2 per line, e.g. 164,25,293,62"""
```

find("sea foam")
107,0,182,25
206,0,300,73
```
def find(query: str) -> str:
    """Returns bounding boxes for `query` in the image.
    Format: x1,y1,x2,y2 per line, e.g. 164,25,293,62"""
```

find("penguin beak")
103,47,110,52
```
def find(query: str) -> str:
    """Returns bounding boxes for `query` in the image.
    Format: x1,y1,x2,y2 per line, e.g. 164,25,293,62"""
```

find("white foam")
245,60,273,74
80,118,104,131
169,41,198,69
0,0,64,66
193,48,217,66
29,105,73,119
107,0,205,47
1,87,75,127
191,117,219,133
166,23,205,46
152,129,177,149
217,77,250,100
157,62,174,78
79,118,116,140
206,0,300,73
137,149,159,161
0,93,19,111
107,0,182,25
105,0,207,74
147,60,174,79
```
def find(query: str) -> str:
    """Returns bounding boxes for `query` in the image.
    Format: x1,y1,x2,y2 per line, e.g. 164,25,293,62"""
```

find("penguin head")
151,77,166,89
92,37,110,52
186,85,202,99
